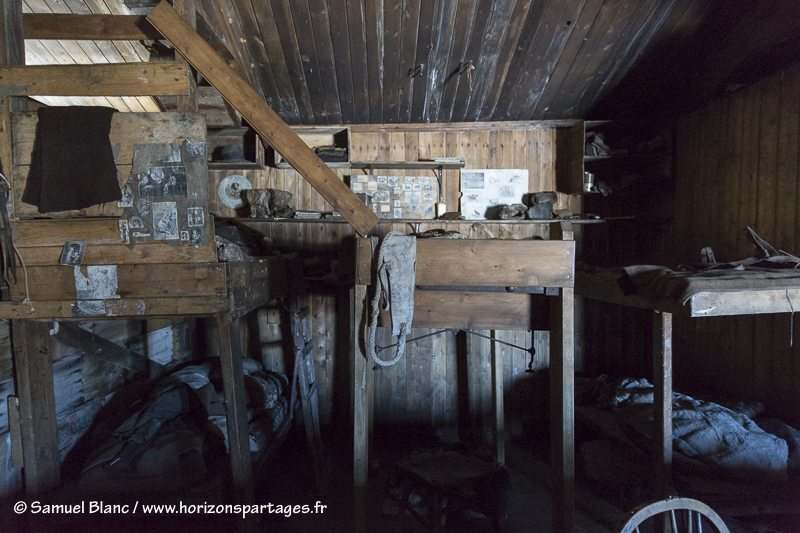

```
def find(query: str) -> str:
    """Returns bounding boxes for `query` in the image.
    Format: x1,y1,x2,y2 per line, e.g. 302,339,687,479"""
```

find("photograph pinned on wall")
460,169,528,220
138,166,188,197
153,201,179,240
349,174,437,219
190,229,203,246
118,184,133,208
129,216,144,229
59,241,87,266
187,207,205,227
181,231,189,241
118,220,130,244
136,198,150,216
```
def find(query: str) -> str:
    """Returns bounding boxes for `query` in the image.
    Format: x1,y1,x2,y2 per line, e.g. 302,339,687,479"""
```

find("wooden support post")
216,312,256,533
12,320,60,495
550,286,575,533
173,0,198,112
491,333,504,465
653,311,673,500
1,0,25,224
352,285,369,533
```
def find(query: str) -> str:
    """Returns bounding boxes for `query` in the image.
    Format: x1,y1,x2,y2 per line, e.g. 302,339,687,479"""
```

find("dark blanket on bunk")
618,265,800,304
22,106,121,213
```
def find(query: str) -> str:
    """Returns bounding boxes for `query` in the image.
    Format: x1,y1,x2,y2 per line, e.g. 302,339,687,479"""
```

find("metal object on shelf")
218,174,252,209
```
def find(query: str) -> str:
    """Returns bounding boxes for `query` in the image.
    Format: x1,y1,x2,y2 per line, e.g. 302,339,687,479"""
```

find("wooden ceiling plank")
529,0,604,119
345,0,369,123
544,0,636,120
462,0,524,122
435,0,479,122
225,0,286,118
463,0,520,121
325,0,356,123
269,0,315,123
307,0,343,124
408,0,436,122
422,0,458,122
509,0,586,121
579,0,680,117
396,0,421,123
147,0,379,236
287,0,329,124
364,0,384,123
477,0,534,120
569,0,663,117
208,0,266,100
23,13,161,39
0,62,190,96
592,0,710,118
382,0,403,123
247,0,300,123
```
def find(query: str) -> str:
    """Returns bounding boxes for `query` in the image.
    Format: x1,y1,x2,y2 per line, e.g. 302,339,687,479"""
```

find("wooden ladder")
287,267,323,490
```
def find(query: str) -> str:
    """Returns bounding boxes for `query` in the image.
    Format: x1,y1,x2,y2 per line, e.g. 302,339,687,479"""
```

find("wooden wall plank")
449,0,494,122
408,0,436,122
326,0,355,124
288,0,331,124
422,0,458,123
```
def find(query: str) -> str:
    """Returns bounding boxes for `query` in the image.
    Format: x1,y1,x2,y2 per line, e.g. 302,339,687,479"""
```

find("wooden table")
352,221,577,532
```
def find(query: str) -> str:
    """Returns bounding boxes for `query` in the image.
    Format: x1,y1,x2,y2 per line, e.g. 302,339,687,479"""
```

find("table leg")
653,311,673,500
550,287,575,532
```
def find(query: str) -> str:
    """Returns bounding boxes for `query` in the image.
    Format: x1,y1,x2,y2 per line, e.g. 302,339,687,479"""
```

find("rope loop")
368,231,409,367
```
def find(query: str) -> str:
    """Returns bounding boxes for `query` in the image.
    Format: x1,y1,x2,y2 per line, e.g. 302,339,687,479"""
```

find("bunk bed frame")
352,221,577,532
575,268,800,506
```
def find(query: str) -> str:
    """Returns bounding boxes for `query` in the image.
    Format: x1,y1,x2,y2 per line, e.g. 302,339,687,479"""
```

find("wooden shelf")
208,162,266,170
224,217,606,225
275,161,350,169
349,160,466,170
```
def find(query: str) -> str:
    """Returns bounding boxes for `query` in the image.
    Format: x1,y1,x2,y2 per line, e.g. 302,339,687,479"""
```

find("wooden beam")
23,14,161,40
7,395,22,468
146,1,379,237
0,296,227,319
0,62,190,97
216,312,256,532
173,0,198,113
12,320,60,495
52,322,159,374
653,311,673,500
415,240,575,287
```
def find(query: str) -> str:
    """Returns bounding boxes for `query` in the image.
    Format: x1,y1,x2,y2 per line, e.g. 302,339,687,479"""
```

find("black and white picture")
74,265,118,300
190,228,203,246
118,220,129,244
460,169,528,220
118,184,133,208
129,216,144,229
153,201,179,240
136,198,150,216
187,207,204,227
462,172,485,189
59,241,87,266
181,231,189,241
138,166,188,197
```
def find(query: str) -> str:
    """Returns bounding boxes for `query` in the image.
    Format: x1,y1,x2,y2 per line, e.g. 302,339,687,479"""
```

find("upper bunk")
1,109,288,321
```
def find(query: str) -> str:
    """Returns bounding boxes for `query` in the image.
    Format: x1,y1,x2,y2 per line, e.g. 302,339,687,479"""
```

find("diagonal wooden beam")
147,1,379,237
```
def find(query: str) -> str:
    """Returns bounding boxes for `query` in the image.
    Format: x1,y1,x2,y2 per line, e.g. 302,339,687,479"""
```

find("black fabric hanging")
22,106,121,213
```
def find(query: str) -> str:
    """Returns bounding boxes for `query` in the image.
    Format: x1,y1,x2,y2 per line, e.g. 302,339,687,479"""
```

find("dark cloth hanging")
22,106,121,213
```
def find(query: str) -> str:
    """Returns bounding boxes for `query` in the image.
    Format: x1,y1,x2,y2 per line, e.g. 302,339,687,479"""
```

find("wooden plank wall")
586,63,800,425
213,124,577,440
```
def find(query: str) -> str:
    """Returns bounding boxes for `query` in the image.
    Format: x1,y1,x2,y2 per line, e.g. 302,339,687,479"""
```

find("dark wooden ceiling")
193,0,712,125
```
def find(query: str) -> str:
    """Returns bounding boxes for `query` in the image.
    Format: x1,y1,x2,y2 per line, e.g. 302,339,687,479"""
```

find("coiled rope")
367,231,410,367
